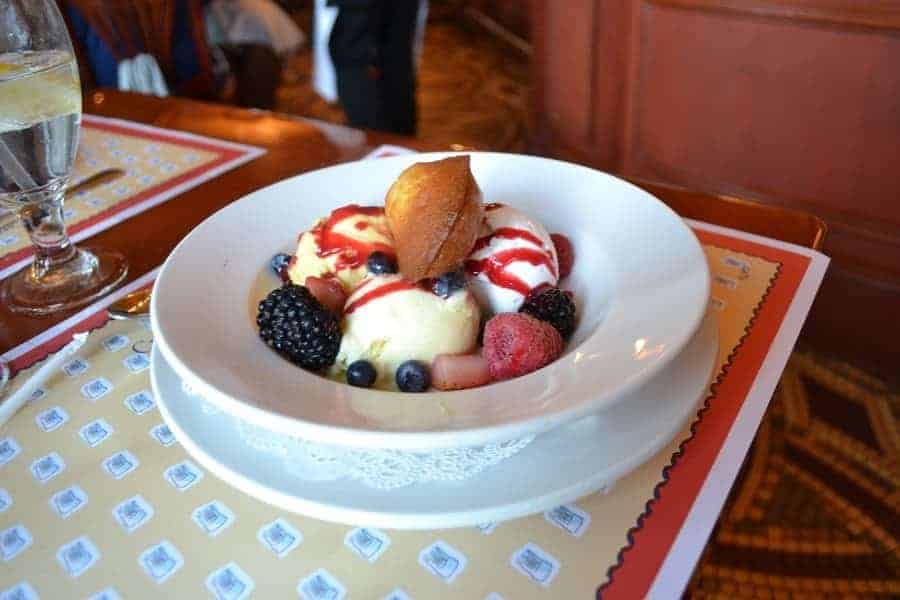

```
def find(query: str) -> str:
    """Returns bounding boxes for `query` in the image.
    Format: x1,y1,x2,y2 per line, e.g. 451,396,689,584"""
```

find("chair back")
61,0,214,98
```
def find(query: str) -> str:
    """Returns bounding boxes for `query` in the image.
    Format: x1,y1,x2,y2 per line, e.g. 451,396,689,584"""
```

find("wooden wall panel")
631,2,900,226
535,0,596,151
532,0,900,368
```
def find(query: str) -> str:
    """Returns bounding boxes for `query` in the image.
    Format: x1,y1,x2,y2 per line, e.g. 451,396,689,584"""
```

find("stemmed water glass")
0,0,127,316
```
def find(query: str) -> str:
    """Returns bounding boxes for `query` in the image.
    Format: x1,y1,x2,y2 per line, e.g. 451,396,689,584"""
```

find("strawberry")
432,353,492,390
551,233,574,279
482,313,563,380
304,276,347,316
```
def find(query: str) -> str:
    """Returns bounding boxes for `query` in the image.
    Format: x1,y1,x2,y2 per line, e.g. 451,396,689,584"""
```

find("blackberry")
519,287,577,339
257,285,342,371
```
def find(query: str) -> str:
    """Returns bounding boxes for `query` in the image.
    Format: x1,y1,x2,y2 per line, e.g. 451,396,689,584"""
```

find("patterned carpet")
687,351,900,598
273,14,900,597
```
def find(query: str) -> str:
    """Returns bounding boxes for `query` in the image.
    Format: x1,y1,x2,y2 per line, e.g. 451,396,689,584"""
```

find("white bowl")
150,311,718,529
151,152,710,450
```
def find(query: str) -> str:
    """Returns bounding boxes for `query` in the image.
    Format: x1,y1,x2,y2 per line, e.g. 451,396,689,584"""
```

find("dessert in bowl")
150,152,710,450
258,156,576,392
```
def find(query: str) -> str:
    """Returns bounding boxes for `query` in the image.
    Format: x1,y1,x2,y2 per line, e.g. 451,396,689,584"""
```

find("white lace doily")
182,380,534,490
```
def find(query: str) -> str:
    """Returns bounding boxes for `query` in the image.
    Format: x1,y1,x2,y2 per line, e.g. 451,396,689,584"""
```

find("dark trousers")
328,0,419,135
221,44,281,110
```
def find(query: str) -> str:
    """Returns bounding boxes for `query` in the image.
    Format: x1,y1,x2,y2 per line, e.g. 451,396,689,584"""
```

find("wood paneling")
532,0,900,367
652,0,900,30
537,0,597,148
631,2,900,226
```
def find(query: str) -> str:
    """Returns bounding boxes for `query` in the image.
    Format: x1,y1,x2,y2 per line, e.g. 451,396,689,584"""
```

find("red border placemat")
599,225,820,598
1,150,829,598
0,115,264,279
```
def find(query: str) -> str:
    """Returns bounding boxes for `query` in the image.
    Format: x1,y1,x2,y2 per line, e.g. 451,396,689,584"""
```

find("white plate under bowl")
151,152,710,450
150,310,718,530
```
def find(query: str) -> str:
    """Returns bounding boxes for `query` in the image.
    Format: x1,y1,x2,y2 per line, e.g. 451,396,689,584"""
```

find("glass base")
1,247,128,316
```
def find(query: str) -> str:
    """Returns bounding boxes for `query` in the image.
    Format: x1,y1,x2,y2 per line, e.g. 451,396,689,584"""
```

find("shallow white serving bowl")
150,311,718,529
151,152,710,450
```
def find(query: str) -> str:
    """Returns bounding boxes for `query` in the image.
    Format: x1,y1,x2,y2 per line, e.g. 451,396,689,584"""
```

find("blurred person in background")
62,0,302,109
327,0,425,136
205,0,304,106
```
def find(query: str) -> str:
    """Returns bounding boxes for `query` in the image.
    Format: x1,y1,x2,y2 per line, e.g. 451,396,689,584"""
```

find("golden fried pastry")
384,156,483,281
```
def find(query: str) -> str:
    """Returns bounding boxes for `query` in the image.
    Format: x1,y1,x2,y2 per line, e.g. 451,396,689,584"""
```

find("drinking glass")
0,0,127,316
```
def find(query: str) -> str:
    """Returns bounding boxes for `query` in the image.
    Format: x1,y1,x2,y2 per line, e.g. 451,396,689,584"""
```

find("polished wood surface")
0,90,824,353
627,176,826,250
531,0,900,367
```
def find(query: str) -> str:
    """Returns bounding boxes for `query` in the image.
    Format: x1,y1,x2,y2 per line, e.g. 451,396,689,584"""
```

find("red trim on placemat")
64,151,243,238
599,229,812,599
9,311,109,374
0,121,246,273
82,116,243,155
8,280,156,374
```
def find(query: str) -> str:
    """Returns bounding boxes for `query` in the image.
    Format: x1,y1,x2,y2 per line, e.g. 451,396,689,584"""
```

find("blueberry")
346,360,377,388
366,251,397,275
396,360,431,392
432,269,466,298
271,253,291,280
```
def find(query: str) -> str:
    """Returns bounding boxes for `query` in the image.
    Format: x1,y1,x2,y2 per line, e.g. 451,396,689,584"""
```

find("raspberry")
551,233,574,279
520,286,576,339
482,313,563,380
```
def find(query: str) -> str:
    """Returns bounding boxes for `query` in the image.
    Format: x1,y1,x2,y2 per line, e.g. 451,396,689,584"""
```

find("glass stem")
19,181,76,277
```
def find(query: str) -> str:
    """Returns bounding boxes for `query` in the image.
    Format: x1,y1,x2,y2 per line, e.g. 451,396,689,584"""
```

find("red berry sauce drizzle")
310,204,395,271
465,227,558,296
313,203,558,315
345,278,420,315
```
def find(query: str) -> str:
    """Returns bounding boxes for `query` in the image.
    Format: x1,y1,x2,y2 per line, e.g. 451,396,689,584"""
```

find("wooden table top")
0,90,825,352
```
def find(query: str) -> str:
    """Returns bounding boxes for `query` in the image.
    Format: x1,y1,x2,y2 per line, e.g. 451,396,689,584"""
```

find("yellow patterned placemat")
0,115,262,279
0,240,807,599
